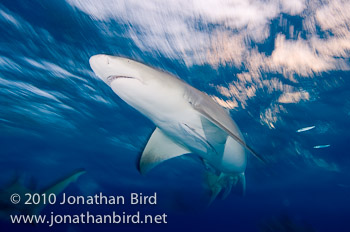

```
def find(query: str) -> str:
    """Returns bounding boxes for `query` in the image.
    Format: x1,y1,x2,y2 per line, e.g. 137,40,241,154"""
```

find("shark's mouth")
106,75,134,85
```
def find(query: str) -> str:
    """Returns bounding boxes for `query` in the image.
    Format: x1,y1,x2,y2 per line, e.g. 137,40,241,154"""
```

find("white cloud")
280,0,306,15
67,0,348,76
66,0,350,127
315,0,350,35
270,34,336,77
66,0,282,65
211,96,238,109
63,0,350,73
206,33,246,68
278,91,310,104
260,104,286,128
192,0,279,31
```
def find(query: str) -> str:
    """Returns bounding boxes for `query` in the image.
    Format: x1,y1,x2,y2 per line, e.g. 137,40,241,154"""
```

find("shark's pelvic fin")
139,127,190,174
181,123,218,155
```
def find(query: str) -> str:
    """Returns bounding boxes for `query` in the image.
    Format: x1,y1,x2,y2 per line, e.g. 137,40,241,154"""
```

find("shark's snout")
89,54,111,83
89,55,141,85
89,54,109,67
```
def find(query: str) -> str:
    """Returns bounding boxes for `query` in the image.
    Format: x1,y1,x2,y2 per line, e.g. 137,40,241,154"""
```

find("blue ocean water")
1,1,349,231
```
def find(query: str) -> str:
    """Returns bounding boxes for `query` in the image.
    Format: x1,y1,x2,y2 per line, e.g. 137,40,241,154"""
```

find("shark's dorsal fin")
139,128,190,174
191,99,266,164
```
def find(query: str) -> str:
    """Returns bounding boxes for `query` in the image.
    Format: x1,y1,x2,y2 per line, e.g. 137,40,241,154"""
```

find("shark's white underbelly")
151,107,226,167
109,77,245,174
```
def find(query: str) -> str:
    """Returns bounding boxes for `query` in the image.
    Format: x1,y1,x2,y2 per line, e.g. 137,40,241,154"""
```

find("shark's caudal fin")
206,171,245,205
138,127,190,174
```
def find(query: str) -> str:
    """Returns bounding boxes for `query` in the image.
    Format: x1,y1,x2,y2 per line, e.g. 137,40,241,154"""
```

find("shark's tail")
206,171,245,205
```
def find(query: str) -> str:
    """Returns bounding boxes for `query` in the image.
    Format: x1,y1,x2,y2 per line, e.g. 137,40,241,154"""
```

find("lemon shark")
89,55,264,201
0,169,85,220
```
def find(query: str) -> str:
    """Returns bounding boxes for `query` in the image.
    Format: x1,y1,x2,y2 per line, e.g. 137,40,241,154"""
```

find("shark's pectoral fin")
194,105,266,164
41,169,86,195
139,127,190,174
31,169,85,215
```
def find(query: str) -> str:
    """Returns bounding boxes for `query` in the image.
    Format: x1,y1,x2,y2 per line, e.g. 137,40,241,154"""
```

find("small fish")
297,126,315,133
313,144,330,149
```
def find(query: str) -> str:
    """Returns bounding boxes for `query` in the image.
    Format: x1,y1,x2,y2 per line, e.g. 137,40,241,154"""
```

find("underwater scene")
0,0,349,231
